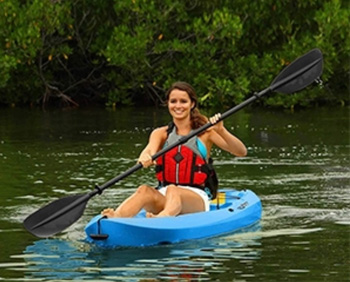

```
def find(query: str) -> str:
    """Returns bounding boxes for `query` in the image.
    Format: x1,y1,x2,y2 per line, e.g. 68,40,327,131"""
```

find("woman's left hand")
209,113,224,132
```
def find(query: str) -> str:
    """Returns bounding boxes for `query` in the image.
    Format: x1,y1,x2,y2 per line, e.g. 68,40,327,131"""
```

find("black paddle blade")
271,48,323,94
23,194,89,238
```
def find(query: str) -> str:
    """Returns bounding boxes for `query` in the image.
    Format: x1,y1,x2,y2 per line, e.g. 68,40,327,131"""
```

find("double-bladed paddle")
23,48,323,238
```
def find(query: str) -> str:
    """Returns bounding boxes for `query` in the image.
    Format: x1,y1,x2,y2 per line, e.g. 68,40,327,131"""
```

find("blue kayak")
84,189,262,247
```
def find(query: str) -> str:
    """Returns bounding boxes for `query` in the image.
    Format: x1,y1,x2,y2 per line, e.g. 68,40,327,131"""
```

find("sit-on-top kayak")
84,189,262,247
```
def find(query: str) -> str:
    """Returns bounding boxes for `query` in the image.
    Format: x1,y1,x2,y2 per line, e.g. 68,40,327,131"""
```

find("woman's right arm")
138,126,167,167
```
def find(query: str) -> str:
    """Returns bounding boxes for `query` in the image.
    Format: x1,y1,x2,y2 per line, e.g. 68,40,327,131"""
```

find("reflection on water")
13,225,261,281
3,222,331,281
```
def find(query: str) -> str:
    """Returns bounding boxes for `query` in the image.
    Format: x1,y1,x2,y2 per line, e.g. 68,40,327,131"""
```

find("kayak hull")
84,189,262,247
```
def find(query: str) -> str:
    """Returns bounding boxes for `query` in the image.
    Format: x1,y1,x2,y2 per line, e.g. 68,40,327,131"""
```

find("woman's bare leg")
102,185,166,218
148,185,205,217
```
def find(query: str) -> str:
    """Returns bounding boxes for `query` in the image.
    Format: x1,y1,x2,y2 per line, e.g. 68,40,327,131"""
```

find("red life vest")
155,123,218,199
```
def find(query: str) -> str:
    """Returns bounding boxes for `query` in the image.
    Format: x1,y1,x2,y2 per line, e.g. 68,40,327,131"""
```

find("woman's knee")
164,185,183,201
136,185,165,213
165,185,178,195
135,184,154,196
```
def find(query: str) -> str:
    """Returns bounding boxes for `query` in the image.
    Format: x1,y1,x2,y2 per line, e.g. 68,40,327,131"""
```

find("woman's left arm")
208,114,247,157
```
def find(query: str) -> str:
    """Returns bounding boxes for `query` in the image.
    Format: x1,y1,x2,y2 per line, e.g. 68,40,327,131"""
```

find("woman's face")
167,89,195,120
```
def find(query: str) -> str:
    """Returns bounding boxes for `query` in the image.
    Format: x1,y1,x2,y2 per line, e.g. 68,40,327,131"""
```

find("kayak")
84,189,262,248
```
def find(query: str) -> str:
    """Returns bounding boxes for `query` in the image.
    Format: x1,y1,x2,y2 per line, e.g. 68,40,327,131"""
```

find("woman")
102,81,247,218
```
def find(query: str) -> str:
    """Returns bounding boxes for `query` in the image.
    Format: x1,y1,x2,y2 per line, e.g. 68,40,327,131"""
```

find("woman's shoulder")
198,126,217,149
153,125,168,133
150,125,168,140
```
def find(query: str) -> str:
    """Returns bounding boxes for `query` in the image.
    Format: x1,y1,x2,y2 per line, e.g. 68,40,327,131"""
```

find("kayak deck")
84,189,262,247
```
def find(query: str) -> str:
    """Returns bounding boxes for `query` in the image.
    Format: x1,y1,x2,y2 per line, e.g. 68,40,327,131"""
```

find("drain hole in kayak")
158,241,172,245
228,208,234,212
90,234,109,240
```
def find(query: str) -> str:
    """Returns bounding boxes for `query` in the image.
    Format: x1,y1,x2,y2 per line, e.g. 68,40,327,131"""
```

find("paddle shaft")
95,56,322,194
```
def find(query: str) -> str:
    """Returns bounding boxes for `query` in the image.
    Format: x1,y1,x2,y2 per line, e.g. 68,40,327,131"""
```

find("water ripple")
0,230,264,282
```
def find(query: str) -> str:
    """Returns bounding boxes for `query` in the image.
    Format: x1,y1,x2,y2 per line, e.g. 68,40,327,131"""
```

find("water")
0,106,349,281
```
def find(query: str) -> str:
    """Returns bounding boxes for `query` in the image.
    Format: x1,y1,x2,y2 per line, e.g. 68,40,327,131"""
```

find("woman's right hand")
138,152,155,168
137,127,166,168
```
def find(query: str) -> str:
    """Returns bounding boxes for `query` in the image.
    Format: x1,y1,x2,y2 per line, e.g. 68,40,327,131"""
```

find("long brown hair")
165,81,208,130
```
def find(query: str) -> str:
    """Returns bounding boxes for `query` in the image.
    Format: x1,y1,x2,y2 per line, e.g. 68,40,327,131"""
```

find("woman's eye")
169,99,190,104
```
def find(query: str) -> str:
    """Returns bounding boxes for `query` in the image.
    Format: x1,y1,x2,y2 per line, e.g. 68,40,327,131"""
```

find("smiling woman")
102,81,247,218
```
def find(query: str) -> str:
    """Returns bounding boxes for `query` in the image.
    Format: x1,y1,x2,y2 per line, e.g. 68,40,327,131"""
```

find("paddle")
23,48,323,238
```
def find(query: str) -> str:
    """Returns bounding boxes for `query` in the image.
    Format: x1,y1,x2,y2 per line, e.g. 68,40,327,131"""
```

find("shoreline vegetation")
0,0,348,109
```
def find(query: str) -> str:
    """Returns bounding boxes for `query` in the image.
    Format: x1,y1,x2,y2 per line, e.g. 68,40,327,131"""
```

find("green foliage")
0,0,348,108
0,0,74,105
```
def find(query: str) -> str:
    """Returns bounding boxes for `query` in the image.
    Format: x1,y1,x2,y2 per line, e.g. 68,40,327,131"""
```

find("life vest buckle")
195,164,202,173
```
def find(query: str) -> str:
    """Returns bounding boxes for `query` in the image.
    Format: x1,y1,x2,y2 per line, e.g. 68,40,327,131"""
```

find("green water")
0,106,349,281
